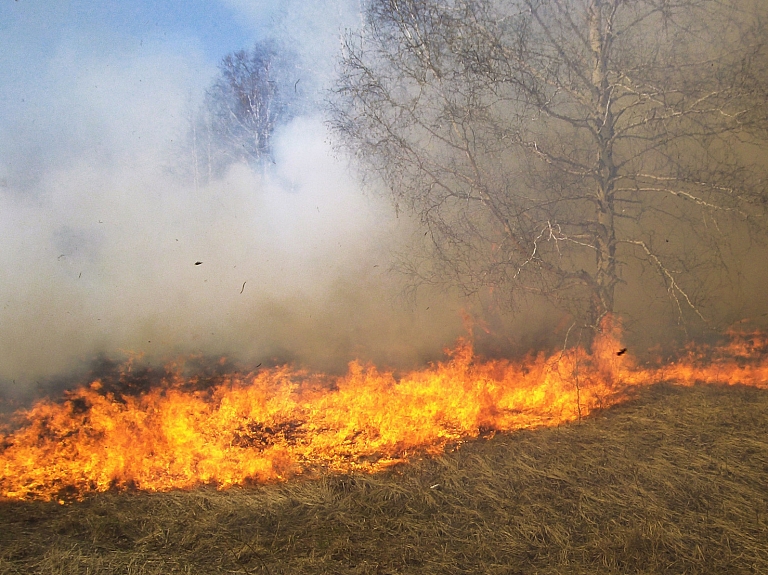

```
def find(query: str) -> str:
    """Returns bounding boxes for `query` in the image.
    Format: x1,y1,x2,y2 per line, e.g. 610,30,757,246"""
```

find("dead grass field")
2,382,768,574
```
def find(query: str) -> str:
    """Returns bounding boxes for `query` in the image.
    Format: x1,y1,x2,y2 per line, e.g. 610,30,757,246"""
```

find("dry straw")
2,383,767,574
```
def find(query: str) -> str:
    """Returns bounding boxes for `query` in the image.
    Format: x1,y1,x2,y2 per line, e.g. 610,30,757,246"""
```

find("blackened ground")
1,382,767,574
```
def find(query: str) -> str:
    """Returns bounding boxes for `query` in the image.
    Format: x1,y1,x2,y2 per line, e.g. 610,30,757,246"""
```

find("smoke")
0,0,465,398
4,1,764,402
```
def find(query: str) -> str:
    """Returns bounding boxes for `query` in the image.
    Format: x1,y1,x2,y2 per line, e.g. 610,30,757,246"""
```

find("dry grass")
2,382,768,574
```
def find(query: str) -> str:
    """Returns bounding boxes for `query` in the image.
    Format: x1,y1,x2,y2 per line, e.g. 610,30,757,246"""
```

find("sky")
0,0,466,397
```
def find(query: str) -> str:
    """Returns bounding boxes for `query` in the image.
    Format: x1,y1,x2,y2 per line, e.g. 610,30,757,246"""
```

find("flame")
1,318,767,502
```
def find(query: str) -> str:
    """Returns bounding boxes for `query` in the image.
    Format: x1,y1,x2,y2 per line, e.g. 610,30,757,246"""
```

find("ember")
1,319,767,502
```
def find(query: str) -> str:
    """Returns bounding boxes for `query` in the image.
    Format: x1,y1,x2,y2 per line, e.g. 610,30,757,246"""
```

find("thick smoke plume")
0,0,464,399
2,0,766,402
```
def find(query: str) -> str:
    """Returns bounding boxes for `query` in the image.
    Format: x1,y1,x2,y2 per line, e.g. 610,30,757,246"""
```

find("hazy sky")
0,0,464,395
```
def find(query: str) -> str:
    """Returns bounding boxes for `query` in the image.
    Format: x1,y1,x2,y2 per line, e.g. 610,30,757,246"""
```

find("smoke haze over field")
0,0,466,396
2,0,767,399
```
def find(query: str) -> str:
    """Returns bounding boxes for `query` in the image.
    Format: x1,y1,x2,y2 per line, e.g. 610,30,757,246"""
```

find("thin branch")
621,239,706,325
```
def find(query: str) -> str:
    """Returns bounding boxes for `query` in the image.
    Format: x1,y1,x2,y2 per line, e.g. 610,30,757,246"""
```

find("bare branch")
621,239,707,325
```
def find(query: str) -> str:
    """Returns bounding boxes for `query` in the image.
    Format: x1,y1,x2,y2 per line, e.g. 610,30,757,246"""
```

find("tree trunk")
589,0,618,327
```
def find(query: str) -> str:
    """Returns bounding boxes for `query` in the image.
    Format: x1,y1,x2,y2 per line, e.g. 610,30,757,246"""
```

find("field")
2,382,768,574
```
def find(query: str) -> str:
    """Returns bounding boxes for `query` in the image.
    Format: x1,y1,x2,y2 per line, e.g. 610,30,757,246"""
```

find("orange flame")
1,318,767,502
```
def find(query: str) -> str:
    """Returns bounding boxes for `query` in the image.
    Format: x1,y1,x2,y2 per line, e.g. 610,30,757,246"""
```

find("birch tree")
331,0,768,334
186,40,303,186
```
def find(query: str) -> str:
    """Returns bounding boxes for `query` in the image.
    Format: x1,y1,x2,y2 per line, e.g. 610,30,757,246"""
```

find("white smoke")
0,1,463,395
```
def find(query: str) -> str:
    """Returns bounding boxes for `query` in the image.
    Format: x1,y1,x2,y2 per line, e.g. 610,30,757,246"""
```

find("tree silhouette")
331,0,768,335
187,40,302,186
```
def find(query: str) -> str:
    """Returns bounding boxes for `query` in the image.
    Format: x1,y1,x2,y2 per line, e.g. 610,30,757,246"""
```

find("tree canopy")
331,0,768,335
186,40,304,185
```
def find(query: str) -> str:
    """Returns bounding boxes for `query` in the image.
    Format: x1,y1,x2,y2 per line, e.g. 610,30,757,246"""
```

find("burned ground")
2,382,767,574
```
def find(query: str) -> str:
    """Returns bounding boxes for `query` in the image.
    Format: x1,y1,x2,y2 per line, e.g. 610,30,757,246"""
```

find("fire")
1,319,767,502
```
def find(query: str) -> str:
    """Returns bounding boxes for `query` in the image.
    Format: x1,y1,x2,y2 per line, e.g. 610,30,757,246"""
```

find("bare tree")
208,43,285,164
331,0,768,335
184,40,304,187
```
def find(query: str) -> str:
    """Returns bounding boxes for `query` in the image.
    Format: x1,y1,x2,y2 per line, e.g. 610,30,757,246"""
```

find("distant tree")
331,0,768,336
187,40,304,186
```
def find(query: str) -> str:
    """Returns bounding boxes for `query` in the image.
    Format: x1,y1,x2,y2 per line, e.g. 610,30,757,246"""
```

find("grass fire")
2,322,768,574
3,0,768,572
2,319,767,503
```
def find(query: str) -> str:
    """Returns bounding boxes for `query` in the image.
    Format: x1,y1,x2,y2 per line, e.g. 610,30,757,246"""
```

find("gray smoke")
2,0,766,402
0,0,465,398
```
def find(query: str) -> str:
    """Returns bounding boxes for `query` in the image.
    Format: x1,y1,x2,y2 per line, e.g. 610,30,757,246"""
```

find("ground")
2,383,768,574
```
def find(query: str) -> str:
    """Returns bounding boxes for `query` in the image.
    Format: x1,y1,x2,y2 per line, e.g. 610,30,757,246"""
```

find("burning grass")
6,318,768,503
2,382,768,574
0,319,639,501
